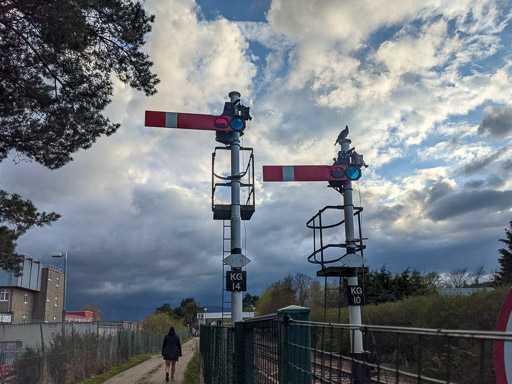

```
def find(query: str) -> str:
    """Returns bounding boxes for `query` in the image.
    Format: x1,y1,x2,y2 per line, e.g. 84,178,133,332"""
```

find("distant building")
66,311,94,322
0,257,64,324
196,311,255,326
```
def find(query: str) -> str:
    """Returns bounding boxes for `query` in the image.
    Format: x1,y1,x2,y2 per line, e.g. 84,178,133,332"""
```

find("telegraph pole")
229,91,243,324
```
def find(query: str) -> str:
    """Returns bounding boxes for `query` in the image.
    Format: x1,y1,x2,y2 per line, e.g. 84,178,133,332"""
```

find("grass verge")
74,353,155,384
74,336,196,384
183,341,203,384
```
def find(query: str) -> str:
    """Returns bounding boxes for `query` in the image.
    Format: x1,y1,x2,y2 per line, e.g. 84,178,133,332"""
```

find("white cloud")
4,0,512,320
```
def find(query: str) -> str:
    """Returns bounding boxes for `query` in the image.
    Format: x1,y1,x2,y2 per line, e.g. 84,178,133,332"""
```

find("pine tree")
0,0,158,168
0,0,158,271
496,220,512,285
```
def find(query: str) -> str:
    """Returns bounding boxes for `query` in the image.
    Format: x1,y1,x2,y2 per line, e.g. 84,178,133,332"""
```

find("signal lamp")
230,117,244,131
214,117,229,129
330,166,345,178
346,166,360,180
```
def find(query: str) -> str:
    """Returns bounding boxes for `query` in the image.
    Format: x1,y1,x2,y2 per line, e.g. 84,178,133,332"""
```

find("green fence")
200,305,310,384
200,306,512,384
10,326,188,384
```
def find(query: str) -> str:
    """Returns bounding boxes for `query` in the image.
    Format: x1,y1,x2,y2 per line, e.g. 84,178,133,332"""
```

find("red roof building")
65,311,93,322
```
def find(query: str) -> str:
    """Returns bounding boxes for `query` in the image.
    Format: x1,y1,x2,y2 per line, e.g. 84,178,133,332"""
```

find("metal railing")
5,326,181,384
200,307,512,384
201,325,236,384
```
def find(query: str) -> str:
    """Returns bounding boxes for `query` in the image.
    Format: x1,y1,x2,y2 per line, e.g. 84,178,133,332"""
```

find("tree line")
255,220,512,316
141,297,204,333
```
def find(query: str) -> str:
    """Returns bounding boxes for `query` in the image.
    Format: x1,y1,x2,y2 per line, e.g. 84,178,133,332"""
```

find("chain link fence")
0,322,189,383
200,306,512,384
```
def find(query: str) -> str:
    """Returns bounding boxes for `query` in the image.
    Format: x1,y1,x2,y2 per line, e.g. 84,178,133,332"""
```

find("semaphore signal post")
262,129,370,383
145,91,253,325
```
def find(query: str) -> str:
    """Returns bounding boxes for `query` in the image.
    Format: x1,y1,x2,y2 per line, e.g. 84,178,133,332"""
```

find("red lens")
214,118,229,129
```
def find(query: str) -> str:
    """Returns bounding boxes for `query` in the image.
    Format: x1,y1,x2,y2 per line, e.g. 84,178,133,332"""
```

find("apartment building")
0,257,64,324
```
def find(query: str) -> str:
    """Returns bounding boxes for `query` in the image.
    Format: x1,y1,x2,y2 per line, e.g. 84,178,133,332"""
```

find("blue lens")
230,117,244,131
346,166,360,180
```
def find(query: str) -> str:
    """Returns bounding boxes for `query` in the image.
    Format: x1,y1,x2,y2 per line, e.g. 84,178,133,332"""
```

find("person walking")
162,326,182,382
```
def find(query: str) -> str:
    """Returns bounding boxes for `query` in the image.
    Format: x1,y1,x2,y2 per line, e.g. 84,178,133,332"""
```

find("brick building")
66,311,93,322
0,258,64,324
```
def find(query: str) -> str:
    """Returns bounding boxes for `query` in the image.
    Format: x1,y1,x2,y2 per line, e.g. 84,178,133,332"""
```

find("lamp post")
52,252,67,324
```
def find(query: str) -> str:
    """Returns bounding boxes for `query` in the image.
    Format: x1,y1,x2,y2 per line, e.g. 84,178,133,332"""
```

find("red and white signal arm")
145,111,245,132
263,165,361,182
495,288,512,384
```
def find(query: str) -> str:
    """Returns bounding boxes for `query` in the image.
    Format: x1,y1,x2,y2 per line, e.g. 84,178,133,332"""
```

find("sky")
2,0,512,321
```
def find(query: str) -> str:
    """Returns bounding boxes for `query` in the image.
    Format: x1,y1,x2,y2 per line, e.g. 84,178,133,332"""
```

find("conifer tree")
496,220,512,285
0,0,158,271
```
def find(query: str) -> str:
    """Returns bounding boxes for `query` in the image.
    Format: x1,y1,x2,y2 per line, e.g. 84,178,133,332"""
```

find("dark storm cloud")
502,158,512,171
461,147,507,175
427,189,512,221
463,176,506,190
464,179,485,189
426,180,456,204
477,105,512,138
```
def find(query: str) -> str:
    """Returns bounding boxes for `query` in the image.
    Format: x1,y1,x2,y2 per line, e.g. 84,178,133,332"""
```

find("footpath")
103,337,199,384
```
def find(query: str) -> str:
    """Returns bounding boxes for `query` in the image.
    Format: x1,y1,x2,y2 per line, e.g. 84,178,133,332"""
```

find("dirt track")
103,337,199,384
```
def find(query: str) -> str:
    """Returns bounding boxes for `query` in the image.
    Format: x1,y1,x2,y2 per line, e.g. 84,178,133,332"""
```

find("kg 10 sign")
226,271,246,292
347,285,366,306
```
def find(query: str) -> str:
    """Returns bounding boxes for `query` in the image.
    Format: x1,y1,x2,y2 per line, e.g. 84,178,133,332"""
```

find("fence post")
235,321,245,383
277,305,311,384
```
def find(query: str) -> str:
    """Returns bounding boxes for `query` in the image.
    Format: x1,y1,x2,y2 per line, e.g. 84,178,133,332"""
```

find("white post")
229,91,243,324
340,139,363,354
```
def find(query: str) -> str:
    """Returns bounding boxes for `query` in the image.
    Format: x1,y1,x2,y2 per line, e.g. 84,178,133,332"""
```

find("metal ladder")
221,220,231,324
324,276,343,323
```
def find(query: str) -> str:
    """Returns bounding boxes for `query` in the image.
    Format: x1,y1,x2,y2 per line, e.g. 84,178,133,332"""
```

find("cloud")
461,145,511,175
427,189,512,221
3,0,512,321
478,105,512,138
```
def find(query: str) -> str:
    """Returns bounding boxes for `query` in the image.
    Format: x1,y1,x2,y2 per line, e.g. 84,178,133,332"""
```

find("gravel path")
103,337,199,384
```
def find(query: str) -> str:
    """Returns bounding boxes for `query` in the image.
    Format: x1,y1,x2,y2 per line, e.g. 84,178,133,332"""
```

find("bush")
310,287,510,383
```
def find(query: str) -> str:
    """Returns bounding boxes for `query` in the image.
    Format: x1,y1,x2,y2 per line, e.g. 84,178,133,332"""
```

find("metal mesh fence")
241,315,282,383
0,324,178,384
201,325,235,384
201,312,512,384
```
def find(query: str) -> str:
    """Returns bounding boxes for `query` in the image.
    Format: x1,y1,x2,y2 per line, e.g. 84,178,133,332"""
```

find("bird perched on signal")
334,125,349,146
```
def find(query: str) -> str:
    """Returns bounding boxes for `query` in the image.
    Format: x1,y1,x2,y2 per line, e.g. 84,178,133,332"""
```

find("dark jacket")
162,333,182,361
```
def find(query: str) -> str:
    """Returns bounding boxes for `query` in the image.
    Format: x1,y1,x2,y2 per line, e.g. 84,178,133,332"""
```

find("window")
24,293,28,304
47,293,50,302
54,296,58,307
56,276,60,287
53,316,57,322
45,314,48,323
48,271,52,281
22,315,26,324
0,289,10,302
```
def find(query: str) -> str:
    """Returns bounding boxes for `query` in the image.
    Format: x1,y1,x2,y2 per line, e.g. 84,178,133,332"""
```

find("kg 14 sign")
226,271,246,292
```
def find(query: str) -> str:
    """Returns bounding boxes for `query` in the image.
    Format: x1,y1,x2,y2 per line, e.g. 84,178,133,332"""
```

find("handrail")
289,319,512,341
306,205,364,230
